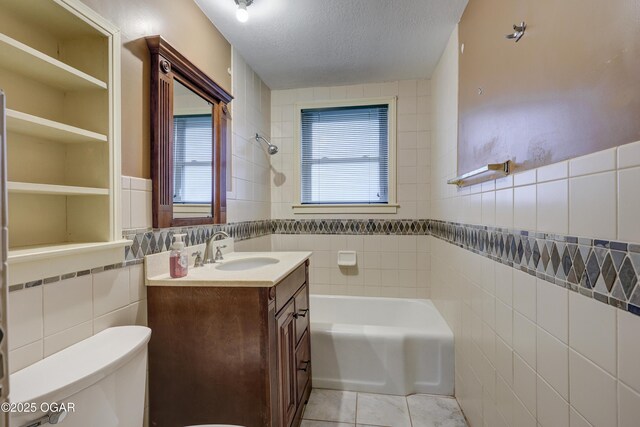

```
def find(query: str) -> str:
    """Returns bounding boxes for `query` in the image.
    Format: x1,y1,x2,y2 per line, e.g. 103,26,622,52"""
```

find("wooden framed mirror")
146,36,232,228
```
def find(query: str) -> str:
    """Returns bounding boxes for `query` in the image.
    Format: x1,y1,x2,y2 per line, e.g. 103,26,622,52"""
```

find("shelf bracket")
447,161,512,187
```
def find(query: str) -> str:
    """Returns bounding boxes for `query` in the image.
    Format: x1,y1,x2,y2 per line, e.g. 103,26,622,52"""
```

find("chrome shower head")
256,133,279,155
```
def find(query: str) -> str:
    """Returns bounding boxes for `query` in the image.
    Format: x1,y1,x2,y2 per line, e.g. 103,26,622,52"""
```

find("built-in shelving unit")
0,0,127,284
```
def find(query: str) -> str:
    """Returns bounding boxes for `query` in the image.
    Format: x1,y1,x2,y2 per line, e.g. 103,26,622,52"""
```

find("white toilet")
10,326,151,427
8,326,243,427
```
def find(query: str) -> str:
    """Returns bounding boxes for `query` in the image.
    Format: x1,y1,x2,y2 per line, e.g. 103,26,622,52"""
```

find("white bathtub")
309,295,454,396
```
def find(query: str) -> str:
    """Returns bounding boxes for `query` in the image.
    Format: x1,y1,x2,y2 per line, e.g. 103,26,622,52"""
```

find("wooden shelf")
7,181,109,196
0,32,107,91
8,239,131,264
6,109,107,144
1,0,107,40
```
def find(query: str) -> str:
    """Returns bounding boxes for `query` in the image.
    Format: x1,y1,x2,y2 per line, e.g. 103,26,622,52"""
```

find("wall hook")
506,22,526,42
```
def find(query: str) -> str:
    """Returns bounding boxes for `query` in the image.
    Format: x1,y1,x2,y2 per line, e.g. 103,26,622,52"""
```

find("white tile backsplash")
536,327,569,400
617,140,640,169
569,350,617,427
8,286,43,350
536,278,568,343
618,382,640,427
9,340,43,374
93,268,130,318
569,291,617,375
495,188,514,228
513,312,536,368
536,375,569,427
617,167,640,243
537,179,568,234
513,169,537,187
43,320,92,357
512,269,536,321
9,263,148,373
536,161,568,183
618,310,640,393
513,353,536,416
43,275,92,336
274,234,430,297
569,148,617,177
569,172,617,240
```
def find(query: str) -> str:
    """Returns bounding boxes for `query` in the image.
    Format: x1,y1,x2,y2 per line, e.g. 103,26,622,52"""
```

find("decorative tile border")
10,216,640,319
8,259,144,293
8,220,271,293
271,219,430,235
123,219,272,261
429,220,640,317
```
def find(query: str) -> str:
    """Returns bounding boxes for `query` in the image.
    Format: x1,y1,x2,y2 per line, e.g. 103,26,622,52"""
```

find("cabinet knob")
293,308,309,319
298,360,311,372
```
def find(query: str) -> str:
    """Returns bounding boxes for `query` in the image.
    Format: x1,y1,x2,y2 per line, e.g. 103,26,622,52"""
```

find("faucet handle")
214,245,227,261
192,251,203,267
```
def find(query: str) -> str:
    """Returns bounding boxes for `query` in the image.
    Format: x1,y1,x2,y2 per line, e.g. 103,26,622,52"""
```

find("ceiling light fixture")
234,0,252,23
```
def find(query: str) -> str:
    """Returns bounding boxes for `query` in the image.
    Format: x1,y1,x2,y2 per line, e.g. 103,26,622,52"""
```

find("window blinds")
173,115,212,204
300,104,389,204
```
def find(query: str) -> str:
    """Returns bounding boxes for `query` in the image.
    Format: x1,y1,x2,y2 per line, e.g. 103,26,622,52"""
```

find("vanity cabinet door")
277,299,297,427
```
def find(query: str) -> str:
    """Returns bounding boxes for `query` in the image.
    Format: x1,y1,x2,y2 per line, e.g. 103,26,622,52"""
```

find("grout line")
405,394,414,427
354,391,358,425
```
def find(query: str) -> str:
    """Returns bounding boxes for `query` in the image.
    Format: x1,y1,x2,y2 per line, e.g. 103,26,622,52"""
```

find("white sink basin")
215,257,280,271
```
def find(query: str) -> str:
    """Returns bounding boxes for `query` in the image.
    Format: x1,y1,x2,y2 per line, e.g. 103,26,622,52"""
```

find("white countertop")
145,247,311,288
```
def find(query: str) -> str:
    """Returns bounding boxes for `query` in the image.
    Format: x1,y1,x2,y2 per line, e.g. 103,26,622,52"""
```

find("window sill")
292,204,399,214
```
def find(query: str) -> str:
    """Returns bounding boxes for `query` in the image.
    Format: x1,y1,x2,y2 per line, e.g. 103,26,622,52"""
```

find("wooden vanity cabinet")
147,260,312,427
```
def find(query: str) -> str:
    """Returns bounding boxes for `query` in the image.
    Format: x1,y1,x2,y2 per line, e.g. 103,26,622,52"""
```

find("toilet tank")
9,326,151,427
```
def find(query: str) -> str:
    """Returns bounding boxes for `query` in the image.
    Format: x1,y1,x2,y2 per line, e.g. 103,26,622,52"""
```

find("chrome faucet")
204,231,230,264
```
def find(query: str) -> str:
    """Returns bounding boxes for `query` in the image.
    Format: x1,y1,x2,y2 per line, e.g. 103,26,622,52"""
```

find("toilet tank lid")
9,326,151,404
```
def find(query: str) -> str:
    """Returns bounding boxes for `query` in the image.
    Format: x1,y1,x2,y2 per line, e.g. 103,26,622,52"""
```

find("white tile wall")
43,275,92,336
536,375,569,427
8,286,43,350
8,264,148,374
569,172,617,240
617,167,640,243
273,234,430,298
431,25,640,427
536,326,569,400
618,382,640,427
537,179,568,234
121,176,152,230
568,291,617,376
227,49,272,222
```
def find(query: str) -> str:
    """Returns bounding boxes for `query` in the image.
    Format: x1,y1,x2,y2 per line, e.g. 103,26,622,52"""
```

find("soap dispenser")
169,233,188,278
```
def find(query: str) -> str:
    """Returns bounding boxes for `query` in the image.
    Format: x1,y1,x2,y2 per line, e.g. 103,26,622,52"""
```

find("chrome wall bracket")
447,161,512,187
506,22,526,42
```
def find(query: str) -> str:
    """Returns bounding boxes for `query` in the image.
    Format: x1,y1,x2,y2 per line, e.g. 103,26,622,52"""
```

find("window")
173,115,212,204
294,98,397,214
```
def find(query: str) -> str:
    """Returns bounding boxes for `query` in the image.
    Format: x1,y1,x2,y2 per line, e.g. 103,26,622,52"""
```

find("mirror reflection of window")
173,80,213,218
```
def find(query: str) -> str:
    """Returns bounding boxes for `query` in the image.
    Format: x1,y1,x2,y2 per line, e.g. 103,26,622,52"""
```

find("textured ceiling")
194,0,468,89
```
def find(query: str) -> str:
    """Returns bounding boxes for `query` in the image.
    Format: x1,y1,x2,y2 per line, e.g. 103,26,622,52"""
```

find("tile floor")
301,389,467,427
